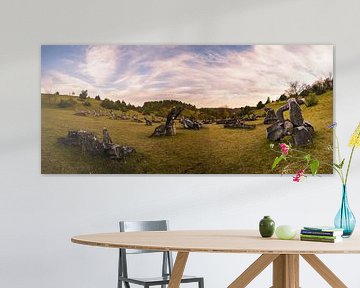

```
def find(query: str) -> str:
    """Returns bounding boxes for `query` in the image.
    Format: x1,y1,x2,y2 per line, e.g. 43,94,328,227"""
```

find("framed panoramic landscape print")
41,45,334,174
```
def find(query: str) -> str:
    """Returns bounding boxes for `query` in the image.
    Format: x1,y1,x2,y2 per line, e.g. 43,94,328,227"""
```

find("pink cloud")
41,45,333,108
79,45,119,86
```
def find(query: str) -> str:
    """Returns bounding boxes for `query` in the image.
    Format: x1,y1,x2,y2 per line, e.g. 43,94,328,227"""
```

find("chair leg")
198,278,204,288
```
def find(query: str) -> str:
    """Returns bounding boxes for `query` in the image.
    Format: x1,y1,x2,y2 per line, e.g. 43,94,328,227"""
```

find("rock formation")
181,117,202,130
74,110,88,116
263,108,277,124
144,117,153,126
242,113,258,121
151,106,183,137
266,98,314,146
224,119,256,129
58,128,135,160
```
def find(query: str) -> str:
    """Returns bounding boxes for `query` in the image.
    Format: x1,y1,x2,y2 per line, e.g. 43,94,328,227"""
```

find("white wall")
1,0,360,287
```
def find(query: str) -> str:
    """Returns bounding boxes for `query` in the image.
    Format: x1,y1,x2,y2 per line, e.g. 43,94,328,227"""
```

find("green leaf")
304,154,311,164
270,143,274,149
339,158,345,169
272,155,286,169
334,159,344,169
272,157,281,169
310,160,319,176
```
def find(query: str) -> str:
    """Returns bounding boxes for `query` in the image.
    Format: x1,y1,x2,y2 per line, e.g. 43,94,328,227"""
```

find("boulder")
289,98,304,126
182,118,202,130
293,126,313,147
266,122,285,141
264,108,278,124
144,118,153,126
276,103,289,123
304,120,314,134
266,98,314,146
283,120,294,136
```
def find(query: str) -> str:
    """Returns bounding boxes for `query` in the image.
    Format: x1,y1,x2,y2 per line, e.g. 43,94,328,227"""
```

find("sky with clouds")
41,45,333,108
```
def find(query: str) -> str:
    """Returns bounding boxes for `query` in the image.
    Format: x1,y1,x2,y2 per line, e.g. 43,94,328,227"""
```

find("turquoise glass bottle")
334,185,356,237
259,216,275,238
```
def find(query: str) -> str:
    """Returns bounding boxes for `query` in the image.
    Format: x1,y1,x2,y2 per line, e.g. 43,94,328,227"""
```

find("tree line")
52,73,333,118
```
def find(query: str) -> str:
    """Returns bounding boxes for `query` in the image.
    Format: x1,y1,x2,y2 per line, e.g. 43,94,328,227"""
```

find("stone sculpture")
266,98,314,146
151,106,183,137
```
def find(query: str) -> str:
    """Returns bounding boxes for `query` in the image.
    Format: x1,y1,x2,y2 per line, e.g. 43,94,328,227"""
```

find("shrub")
256,101,265,109
315,88,326,95
300,89,310,97
83,100,91,107
58,99,76,108
305,94,319,107
101,98,117,110
279,94,287,101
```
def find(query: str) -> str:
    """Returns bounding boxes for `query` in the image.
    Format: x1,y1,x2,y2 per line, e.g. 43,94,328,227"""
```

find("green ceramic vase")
259,216,275,238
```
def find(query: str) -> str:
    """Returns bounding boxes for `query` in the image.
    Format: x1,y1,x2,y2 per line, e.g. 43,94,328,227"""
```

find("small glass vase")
334,185,356,237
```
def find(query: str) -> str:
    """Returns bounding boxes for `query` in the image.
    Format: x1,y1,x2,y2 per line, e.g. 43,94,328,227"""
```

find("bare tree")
324,72,333,90
285,81,307,98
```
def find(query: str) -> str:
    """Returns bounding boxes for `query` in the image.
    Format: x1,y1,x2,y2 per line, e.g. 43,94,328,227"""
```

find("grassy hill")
41,92,333,174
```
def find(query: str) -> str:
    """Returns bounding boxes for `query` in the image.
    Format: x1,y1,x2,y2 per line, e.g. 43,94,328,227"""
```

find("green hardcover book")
300,234,339,240
300,236,342,243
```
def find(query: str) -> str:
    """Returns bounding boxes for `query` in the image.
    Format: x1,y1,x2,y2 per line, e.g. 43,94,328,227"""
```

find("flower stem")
345,130,360,185
345,145,356,185
335,135,345,184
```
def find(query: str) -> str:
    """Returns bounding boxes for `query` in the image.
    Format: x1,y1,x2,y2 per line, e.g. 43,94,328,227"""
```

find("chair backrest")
119,220,169,254
118,220,174,283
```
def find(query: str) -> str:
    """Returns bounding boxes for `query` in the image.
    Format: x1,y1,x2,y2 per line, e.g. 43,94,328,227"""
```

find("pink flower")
279,143,289,155
293,169,305,182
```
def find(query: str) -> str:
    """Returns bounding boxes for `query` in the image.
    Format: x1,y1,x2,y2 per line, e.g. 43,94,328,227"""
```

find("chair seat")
119,275,203,285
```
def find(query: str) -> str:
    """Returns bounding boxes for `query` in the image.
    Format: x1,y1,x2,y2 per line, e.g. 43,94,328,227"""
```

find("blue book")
302,226,343,237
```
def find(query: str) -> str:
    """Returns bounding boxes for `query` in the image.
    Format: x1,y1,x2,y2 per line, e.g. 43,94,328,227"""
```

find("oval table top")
71,230,360,254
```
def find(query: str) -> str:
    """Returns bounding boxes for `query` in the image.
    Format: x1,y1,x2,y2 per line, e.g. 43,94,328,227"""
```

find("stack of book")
300,226,344,243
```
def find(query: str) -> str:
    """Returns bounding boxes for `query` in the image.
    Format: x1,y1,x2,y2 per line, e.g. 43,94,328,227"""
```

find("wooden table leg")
168,252,189,288
301,254,347,288
228,254,279,288
272,254,299,288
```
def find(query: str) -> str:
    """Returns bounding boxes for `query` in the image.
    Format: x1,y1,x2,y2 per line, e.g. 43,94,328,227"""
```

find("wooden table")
71,230,360,288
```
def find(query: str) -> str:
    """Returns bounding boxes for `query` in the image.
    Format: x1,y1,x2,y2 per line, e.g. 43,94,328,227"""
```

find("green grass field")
41,92,333,174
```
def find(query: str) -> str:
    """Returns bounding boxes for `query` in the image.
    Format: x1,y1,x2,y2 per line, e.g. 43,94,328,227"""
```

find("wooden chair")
118,220,204,288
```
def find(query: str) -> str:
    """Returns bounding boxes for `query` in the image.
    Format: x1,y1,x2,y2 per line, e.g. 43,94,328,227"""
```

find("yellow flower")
349,123,360,147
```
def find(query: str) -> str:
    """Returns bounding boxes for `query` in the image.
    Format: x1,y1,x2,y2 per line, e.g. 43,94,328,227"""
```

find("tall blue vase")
334,185,356,237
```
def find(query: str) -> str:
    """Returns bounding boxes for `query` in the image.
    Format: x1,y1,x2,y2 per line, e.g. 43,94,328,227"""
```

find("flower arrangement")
271,122,360,183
